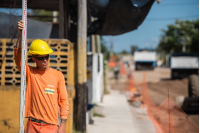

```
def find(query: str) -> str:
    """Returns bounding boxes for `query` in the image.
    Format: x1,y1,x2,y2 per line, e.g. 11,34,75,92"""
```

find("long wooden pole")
91,18,96,53
59,0,64,38
91,35,95,53
74,0,87,131
96,35,101,53
19,0,27,132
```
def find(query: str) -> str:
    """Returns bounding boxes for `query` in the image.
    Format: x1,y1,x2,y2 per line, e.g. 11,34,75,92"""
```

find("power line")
157,2,199,6
163,1,198,3
146,15,199,21
158,4,198,6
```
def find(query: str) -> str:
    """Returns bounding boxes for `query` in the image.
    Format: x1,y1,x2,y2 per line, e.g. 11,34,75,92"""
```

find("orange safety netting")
123,67,137,101
120,64,126,76
142,74,199,133
126,76,137,101
108,61,116,67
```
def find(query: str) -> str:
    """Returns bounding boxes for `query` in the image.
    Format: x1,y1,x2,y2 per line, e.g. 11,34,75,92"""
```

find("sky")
102,0,199,53
0,0,199,53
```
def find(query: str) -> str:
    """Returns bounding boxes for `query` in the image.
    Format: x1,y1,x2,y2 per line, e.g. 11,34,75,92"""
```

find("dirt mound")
147,78,188,106
146,78,198,126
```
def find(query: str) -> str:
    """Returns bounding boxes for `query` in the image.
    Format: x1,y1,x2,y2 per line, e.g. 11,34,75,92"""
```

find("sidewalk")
87,85,142,133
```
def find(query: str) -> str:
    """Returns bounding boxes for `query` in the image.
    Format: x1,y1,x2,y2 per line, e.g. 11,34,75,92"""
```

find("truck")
172,53,199,114
134,51,156,70
170,53,199,79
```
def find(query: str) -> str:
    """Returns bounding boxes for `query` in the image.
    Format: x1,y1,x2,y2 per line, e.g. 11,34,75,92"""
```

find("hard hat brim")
29,48,53,55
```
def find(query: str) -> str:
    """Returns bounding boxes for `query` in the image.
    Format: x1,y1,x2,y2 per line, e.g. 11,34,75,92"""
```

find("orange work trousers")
25,120,58,133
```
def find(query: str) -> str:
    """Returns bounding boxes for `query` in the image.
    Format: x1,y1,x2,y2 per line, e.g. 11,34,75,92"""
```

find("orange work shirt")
14,47,69,125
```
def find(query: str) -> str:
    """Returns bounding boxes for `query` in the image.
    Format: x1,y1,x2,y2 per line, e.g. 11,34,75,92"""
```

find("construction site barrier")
120,63,126,76
123,65,199,133
142,73,199,133
123,66,136,101
0,39,75,133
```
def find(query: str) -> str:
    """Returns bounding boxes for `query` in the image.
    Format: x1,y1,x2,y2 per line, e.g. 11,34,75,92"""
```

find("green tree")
31,10,57,22
121,50,129,54
100,37,110,60
130,45,138,55
101,37,108,54
156,19,199,54
190,31,199,54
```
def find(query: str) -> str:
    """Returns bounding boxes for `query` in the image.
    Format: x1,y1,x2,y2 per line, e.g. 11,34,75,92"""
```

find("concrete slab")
129,105,156,133
87,88,140,133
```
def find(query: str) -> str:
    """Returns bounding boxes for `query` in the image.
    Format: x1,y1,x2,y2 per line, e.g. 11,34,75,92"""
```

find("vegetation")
100,37,110,96
31,10,58,22
100,36,110,60
93,104,105,117
93,112,105,117
130,45,138,55
156,19,199,54
120,50,129,54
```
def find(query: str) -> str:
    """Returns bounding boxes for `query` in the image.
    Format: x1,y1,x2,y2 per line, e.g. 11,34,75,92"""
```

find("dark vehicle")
134,51,156,70
170,53,199,79
172,53,199,114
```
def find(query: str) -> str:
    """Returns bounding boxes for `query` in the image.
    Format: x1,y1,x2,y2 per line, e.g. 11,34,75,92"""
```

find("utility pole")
181,40,186,53
91,17,96,53
59,0,64,38
110,37,113,56
74,0,87,132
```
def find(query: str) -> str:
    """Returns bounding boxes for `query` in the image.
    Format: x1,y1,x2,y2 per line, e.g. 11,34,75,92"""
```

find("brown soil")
147,78,188,106
133,68,199,126
108,68,199,126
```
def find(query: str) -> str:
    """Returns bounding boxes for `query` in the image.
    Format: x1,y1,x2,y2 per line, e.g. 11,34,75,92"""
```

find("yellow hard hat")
28,39,53,55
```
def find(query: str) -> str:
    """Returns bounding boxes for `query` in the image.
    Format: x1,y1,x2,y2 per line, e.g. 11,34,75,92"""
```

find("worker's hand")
17,20,24,37
56,124,66,133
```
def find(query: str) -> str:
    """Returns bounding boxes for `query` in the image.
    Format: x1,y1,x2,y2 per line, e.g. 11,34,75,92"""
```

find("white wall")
86,53,94,125
92,53,104,103
86,53,104,125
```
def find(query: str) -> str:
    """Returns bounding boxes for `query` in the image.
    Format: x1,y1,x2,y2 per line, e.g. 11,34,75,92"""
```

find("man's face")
32,54,49,70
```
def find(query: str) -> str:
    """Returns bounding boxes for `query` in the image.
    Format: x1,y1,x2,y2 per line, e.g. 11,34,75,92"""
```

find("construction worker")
15,20,69,133
113,62,120,82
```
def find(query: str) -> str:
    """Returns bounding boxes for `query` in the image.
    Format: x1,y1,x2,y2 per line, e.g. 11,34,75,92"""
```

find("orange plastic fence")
126,76,137,101
142,74,199,133
108,61,116,67
120,64,126,76
123,67,136,101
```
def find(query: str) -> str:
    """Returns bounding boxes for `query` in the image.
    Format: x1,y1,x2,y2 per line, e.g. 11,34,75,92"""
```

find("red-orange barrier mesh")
124,68,137,101
142,74,199,133
126,77,137,101
108,61,116,67
120,64,126,75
